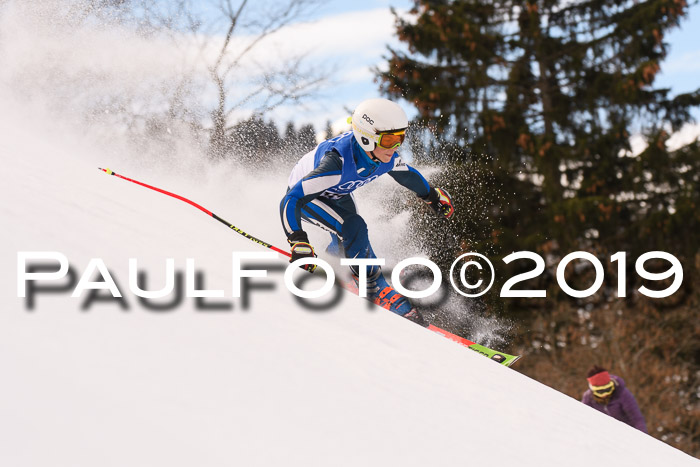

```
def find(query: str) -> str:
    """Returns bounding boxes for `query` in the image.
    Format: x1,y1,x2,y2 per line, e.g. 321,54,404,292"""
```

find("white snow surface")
0,4,698,466
1,92,698,467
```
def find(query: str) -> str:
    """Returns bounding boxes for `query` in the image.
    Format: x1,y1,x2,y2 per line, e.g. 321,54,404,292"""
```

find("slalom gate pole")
98,168,291,258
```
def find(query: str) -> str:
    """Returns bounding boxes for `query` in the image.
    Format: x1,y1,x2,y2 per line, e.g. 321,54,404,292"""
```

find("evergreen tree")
283,121,299,150
323,119,335,139
380,0,700,267
297,123,317,152
226,117,318,169
380,1,700,455
227,116,283,167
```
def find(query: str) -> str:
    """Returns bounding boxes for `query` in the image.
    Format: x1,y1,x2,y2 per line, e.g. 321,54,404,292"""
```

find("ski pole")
97,171,519,364
98,167,291,258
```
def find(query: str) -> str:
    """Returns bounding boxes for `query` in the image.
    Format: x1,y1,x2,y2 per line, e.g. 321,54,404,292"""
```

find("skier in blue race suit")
280,98,455,325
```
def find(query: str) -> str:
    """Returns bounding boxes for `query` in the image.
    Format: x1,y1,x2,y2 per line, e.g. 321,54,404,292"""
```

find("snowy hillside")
1,67,697,467
1,3,698,466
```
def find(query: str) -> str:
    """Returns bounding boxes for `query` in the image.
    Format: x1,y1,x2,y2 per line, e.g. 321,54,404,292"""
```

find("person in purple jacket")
581,365,647,433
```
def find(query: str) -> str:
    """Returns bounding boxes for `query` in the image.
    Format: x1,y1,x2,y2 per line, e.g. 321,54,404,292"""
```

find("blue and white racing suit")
280,131,432,269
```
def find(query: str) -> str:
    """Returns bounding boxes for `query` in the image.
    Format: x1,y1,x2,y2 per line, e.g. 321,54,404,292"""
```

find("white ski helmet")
351,98,408,152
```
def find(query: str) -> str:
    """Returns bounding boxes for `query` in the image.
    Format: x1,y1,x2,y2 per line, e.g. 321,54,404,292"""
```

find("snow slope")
1,78,698,467
0,3,698,466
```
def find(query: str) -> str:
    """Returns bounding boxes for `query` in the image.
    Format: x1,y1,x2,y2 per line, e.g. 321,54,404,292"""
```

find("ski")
340,281,521,367
426,325,521,367
99,168,521,367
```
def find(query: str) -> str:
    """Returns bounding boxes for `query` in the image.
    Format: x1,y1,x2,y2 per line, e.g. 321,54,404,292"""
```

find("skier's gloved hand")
288,230,317,273
423,187,455,219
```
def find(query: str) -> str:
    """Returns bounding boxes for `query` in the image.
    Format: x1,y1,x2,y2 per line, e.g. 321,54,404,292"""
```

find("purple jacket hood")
581,375,647,433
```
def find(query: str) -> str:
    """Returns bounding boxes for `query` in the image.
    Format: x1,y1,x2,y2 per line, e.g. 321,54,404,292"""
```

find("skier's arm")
388,157,455,219
280,151,343,239
619,389,648,433
387,156,431,197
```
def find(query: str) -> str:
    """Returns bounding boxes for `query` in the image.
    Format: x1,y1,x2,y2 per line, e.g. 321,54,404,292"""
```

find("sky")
240,0,416,131
260,0,700,134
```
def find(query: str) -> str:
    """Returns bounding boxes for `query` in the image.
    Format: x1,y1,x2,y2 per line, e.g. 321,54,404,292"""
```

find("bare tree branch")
210,0,247,74
92,0,328,158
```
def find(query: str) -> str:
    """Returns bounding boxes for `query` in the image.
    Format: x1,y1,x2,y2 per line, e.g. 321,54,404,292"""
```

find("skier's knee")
341,215,369,252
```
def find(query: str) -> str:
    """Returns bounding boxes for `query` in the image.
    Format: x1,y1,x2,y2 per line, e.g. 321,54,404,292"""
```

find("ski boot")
352,269,427,326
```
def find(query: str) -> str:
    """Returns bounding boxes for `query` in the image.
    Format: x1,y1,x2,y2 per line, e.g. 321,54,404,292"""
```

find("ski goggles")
589,381,615,397
377,130,406,149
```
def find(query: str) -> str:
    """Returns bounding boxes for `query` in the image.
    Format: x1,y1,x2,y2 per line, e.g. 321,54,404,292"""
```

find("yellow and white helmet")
350,98,408,152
